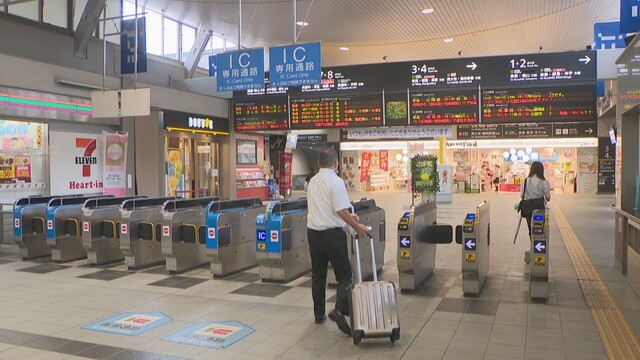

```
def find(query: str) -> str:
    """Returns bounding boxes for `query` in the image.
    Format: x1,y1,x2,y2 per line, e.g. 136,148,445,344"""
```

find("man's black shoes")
329,309,351,335
314,314,326,324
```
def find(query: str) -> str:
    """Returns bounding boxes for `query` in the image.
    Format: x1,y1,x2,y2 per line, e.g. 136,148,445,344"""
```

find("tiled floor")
0,191,636,359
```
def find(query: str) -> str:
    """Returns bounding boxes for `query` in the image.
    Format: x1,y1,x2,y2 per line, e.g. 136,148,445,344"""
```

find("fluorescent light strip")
166,127,229,136
0,94,92,115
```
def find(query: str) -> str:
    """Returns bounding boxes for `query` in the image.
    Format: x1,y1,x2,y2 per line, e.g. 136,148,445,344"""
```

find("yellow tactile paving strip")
553,205,640,359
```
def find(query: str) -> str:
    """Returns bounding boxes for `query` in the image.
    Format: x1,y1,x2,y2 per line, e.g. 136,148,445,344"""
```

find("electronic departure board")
290,93,382,129
481,84,596,124
234,97,289,131
410,90,479,125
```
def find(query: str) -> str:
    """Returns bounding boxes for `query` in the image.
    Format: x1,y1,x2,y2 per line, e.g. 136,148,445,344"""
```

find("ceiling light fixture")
339,47,350,51
296,21,308,26
421,8,434,14
443,38,454,43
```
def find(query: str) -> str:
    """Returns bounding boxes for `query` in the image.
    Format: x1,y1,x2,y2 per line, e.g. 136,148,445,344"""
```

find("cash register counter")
612,206,640,296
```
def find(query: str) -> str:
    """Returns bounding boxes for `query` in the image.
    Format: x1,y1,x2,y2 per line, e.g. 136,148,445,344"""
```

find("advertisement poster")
167,149,184,196
50,131,103,195
379,150,388,171
0,155,15,182
279,152,292,192
437,164,453,203
0,120,42,151
103,132,128,196
360,152,372,182
341,151,358,191
15,155,31,182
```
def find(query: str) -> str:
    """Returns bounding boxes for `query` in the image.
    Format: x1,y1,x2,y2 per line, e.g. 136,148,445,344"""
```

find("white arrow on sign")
466,62,477,70
465,239,476,248
535,242,546,252
585,128,594,134
579,55,591,64
400,237,410,247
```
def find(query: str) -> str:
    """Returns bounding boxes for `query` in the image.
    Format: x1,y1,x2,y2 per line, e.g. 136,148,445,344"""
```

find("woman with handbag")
520,161,551,264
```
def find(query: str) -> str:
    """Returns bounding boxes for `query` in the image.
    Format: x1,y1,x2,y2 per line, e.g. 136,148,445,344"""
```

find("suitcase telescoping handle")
353,227,374,284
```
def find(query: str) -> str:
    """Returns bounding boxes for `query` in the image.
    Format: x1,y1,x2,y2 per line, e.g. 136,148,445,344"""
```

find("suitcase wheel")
353,330,364,345
390,328,400,343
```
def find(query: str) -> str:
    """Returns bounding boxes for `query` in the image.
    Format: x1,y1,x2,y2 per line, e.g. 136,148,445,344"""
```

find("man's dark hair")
318,147,338,168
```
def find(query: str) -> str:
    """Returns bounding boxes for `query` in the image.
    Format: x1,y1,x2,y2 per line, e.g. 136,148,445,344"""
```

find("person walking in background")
521,161,551,264
306,147,369,335
304,167,316,191
493,165,502,192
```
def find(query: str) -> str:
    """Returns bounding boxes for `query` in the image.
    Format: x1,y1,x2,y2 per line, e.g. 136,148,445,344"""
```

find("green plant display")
410,154,440,196
385,101,407,119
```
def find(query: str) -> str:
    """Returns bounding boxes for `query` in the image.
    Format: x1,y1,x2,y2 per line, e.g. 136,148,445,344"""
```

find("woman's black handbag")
518,179,546,218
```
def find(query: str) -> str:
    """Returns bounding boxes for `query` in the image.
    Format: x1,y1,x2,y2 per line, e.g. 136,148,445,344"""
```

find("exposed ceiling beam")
74,0,106,58
184,28,212,79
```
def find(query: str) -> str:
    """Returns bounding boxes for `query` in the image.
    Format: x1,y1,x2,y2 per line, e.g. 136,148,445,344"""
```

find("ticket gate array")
328,199,387,285
13,195,79,259
120,197,177,269
206,198,265,277
161,197,219,273
529,208,549,300
397,201,453,291
256,198,310,282
455,201,490,296
82,196,142,265
46,195,113,262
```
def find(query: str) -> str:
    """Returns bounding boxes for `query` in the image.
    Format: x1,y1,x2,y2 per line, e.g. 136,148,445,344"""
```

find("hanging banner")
279,152,292,192
50,131,103,195
269,42,322,87
102,132,128,196
121,17,147,74
379,150,389,171
360,152,372,182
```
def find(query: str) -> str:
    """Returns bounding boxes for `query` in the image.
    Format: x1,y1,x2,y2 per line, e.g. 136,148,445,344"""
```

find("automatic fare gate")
161,197,220,273
256,198,309,282
82,196,142,265
529,207,550,300
13,195,81,259
46,195,112,262
455,201,490,296
327,198,386,285
205,198,265,277
397,201,453,291
119,197,177,269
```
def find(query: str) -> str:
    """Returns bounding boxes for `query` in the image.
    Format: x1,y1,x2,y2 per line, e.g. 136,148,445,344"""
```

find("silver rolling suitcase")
349,234,400,345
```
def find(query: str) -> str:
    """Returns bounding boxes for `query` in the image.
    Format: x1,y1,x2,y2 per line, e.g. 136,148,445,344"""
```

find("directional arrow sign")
579,55,591,64
464,238,477,250
533,240,546,254
585,128,594,135
466,62,477,70
399,236,411,248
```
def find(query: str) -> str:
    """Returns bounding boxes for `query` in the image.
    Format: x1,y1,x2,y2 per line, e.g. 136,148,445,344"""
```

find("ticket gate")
46,195,112,262
161,197,220,273
13,195,81,259
455,201,490,296
397,201,453,291
82,196,142,265
327,198,387,285
206,198,265,277
256,198,310,282
119,197,177,269
529,208,550,300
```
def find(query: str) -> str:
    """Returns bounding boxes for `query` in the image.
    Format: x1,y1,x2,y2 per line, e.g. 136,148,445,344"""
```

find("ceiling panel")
137,0,620,66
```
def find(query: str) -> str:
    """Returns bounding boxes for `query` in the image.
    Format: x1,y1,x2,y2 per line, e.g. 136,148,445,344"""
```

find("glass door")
195,141,219,197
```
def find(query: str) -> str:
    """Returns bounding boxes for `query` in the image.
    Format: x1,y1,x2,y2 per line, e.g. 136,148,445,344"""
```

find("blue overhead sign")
209,55,217,77
269,42,321,87
120,17,147,74
594,22,633,49
621,0,640,33
216,48,265,92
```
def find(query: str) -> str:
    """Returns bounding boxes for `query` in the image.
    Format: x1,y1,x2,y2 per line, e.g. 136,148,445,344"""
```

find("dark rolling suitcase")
349,234,400,345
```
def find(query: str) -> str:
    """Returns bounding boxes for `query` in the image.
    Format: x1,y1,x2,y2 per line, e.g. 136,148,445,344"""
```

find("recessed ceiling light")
339,47,349,51
443,38,454,43
421,8,434,14
296,21,308,26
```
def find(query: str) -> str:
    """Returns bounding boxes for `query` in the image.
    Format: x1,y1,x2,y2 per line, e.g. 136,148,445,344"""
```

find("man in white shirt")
307,146,368,335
